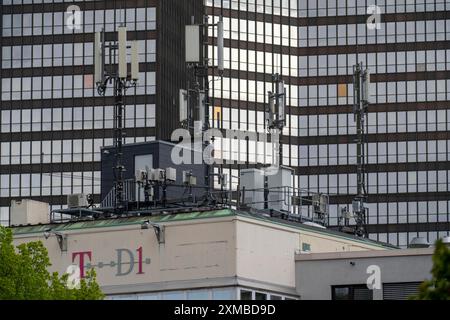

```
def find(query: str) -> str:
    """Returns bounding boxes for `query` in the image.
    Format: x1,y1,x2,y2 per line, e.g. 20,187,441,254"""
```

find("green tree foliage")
412,239,450,300
0,226,104,300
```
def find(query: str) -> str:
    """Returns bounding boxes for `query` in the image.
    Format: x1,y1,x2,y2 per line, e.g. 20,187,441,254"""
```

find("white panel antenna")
118,26,128,79
185,25,201,63
363,69,371,103
179,89,188,122
198,91,205,123
217,18,224,72
131,41,139,82
94,32,103,84
278,80,286,122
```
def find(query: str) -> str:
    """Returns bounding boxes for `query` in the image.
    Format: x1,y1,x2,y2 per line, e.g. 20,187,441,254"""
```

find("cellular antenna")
182,15,225,205
217,17,224,74
352,62,370,237
131,41,139,81
95,25,140,214
118,26,127,79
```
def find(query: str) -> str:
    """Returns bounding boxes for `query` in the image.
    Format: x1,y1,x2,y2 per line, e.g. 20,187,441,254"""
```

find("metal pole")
203,14,212,203
95,26,138,214
114,77,125,214
353,62,368,237
274,73,283,168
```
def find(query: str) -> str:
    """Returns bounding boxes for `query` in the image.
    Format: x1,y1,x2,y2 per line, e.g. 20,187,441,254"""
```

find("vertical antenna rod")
95,26,139,214
183,14,224,205
265,73,286,209
353,62,370,237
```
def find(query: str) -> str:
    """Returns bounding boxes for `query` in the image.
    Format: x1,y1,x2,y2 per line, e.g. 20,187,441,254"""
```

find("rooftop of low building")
10,207,397,250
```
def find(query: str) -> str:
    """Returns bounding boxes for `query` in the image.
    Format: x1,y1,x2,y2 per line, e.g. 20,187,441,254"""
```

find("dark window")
255,292,267,300
302,243,312,252
240,290,252,300
383,282,422,300
332,285,373,300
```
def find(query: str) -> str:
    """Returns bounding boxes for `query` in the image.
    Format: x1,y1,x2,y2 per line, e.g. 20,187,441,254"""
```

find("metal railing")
101,179,136,208
98,178,330,227
238,186,329,225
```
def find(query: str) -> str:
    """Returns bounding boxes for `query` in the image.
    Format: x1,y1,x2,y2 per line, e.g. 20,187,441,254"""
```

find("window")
240,290,252,300
212,288,235,300
332,285,374,300
255,292,267,300
187,290,209,300
383,282,421,300
302,243,311,252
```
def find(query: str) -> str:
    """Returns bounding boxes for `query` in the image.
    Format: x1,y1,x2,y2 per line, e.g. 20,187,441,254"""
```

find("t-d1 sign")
71,246,151,278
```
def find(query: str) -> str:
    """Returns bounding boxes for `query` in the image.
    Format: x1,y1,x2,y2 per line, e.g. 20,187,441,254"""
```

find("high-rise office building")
1,0,450,248
205,0,450,247
0,0,202,225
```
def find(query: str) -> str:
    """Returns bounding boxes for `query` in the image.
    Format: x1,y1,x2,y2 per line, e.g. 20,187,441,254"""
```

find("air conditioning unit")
11,200,50,226
240,168,265,210
267,166,294,211
67,194,89,209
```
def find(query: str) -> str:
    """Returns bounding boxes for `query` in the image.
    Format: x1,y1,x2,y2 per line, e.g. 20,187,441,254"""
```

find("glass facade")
0,1,158,225
106,286,297,300
207,0,450,247
1,0,449,247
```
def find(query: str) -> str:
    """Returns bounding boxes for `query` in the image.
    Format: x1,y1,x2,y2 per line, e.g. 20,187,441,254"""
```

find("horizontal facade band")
362,221,450,234
209,37,450,56
207,6,450,27
210,68,450,86
1,0,159,13
0,94,156,110
211,98,450,115
0,30,157,46
219,161,450,176
2,127,448,145
209,128,450,145
0,162,101,175
0,127,156,142
1,62,156,78
2,160,450,176
327,191,450,204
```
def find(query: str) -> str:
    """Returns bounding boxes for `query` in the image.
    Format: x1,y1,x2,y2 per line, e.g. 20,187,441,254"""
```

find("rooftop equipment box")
10,199,50,226
240,168,265,210
268,166,294,212
101,140,206,204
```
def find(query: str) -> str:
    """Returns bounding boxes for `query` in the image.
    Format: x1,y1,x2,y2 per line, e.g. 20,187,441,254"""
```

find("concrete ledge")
295,247,434,262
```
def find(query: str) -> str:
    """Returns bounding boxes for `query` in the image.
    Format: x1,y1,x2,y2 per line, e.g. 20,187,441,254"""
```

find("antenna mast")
352,62,370,237
95,27,140,214
264,73,286,209
183,15,224,205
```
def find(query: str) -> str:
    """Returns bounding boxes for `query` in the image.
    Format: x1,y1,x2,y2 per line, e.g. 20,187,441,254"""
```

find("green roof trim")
11,209,235,235
10,208,395,249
